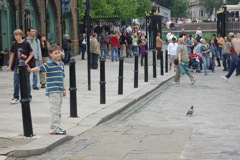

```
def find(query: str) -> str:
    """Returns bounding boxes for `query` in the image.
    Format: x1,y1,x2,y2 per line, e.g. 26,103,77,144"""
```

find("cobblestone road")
6,67,240,160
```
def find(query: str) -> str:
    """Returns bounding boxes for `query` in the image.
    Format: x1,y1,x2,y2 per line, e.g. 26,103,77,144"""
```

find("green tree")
78,0,152,19
170,0,189,17
154,0,189,18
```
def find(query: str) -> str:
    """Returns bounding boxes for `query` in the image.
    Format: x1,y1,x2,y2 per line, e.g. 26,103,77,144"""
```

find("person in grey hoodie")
26,27,42,90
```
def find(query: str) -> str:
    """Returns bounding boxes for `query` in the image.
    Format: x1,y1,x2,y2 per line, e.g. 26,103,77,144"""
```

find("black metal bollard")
69,58,78,117
165,50,168,73
100,58,106,104
160,50,164,76
144,52,148,82
19,60,33,137
118,57,124,95
152,50,157,78
134,55,139,88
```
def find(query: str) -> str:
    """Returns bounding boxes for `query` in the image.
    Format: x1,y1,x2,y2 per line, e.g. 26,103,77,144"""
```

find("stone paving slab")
0,52,175,157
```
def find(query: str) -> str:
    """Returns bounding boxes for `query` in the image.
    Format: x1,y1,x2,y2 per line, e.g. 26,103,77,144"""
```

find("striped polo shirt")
39,59,65,96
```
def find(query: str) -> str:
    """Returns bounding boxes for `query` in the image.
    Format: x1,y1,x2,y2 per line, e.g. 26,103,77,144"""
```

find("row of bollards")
18,49,168,137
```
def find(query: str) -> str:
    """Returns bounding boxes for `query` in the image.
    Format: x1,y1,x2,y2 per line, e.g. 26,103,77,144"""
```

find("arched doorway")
24,0,37,30
46,0,56,43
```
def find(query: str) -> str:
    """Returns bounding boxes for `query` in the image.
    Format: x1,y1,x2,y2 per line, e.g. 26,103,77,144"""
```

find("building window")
47,1,56,43
200,10,204,17
24,0,37,30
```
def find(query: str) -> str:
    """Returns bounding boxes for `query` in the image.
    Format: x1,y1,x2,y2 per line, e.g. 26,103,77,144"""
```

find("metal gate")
217,5,240,37
147,14,162,49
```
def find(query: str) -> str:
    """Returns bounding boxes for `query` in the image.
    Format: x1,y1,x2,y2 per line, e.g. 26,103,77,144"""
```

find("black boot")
216,57,221,67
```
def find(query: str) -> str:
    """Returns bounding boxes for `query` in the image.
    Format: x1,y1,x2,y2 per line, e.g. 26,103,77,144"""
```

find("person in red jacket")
109,32,120,62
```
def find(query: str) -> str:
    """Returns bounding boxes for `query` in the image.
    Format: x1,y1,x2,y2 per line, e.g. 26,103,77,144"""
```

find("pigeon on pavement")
186,106,194,116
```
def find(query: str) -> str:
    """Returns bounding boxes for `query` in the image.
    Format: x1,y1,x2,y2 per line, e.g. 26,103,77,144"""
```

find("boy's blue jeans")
13,67,31,100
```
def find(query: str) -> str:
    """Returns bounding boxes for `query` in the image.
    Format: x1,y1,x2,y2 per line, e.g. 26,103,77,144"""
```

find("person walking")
222,37,231,71
62,34,72,65
173,38,196,84
80,33,87,60
90,33,100,69
25,27,42,90
39,34,50,88
27,44,67,135
167,37,178,71
6,29,34,104
109,32,120,62
120,30,128,58
200,38,210,75
99,34,108,61
209,38,218,72
221,32,240,82
156,32,163,60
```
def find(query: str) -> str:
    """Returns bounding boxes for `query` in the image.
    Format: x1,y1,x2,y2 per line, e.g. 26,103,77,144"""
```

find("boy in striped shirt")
27,44,66,135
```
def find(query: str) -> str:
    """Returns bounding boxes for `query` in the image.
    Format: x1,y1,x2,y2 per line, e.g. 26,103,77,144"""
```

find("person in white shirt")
126,24,132,34
167,37,178,70
195,27,202,37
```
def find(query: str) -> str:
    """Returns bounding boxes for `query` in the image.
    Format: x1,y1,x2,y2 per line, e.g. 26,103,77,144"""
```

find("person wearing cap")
173,38,196,85
156,32,163,60
167,37,178,70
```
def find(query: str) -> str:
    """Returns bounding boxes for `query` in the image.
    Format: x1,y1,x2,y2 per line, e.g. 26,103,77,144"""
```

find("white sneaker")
10,98,19,104
191,79,197,85
173,81,180,84
221,76,228,82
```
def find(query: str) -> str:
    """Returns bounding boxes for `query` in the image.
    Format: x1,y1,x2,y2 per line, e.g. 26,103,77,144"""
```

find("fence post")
160,50,164,76
19,60,33,137
144,52,148,82
100,58,106,104
69,58,78,117
118,57,124,95
134,55,138,88
152,50,157,78
165,50,168,73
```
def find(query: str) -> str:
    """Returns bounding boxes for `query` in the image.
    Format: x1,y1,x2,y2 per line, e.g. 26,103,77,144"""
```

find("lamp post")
86,0,91,90
151,1,156,49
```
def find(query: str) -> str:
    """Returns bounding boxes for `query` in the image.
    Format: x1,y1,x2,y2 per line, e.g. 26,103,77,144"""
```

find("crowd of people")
79,23,149,67
166,27,240,84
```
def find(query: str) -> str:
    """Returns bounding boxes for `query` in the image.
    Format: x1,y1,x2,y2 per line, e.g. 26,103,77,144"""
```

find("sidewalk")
0,52,175,157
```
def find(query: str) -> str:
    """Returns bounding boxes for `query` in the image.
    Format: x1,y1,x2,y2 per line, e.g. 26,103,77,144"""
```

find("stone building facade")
188,0,209,20
0,0,79,57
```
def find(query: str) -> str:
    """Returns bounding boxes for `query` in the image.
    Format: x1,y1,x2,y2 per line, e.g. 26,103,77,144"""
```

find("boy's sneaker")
191,79,197,85
221,76,228,82
50,128,66,135
10,98,19,104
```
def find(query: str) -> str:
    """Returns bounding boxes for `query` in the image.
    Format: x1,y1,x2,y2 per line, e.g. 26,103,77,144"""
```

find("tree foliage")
78,0,151,19
154,0,189,18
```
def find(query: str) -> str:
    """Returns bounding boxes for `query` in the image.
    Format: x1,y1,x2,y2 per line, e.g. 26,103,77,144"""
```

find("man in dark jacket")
62,34,71,64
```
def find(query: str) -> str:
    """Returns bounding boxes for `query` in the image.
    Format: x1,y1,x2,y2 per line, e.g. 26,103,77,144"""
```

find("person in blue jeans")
221,32,240,81
99,34,108,61
25,27,42,90
200,38,210,75
6,29,34,104
109,32,120,62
